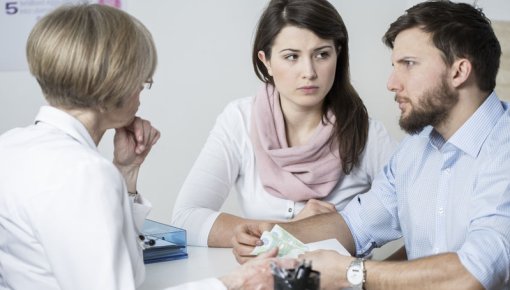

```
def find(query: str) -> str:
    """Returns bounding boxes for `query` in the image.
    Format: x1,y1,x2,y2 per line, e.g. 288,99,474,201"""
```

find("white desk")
139,247,239,290
138,246,360,290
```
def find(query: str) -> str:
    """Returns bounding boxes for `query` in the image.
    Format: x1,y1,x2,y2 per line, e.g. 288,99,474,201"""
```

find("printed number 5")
5,2,19,15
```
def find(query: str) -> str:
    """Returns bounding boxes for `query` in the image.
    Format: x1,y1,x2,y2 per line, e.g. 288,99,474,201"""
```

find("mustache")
394,95,409,103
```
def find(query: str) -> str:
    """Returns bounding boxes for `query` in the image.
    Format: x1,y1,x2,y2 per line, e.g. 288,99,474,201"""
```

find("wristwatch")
346,258,366,289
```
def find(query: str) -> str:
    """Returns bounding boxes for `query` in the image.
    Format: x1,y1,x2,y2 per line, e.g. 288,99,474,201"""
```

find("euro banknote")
250,224,308,258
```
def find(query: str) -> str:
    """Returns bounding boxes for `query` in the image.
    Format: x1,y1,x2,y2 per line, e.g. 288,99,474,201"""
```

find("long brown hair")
252,0,369,174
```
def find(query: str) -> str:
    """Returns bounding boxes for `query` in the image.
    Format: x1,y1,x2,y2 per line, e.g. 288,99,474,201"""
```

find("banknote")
250,224,308,258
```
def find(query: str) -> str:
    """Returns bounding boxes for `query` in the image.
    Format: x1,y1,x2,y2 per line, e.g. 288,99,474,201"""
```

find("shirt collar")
34,106,97,151
428,91,504,157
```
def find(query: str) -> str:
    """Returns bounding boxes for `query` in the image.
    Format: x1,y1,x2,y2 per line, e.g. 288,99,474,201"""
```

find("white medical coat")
0,106,225,290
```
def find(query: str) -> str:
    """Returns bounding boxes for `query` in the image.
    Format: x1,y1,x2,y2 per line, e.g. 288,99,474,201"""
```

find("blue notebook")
140,219,188,264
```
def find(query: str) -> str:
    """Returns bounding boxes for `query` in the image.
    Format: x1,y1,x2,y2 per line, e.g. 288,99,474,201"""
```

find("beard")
398,76,459,135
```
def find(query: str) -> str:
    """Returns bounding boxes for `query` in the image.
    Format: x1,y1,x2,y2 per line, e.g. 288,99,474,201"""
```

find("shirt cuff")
131,191,152,232
341,202,375,257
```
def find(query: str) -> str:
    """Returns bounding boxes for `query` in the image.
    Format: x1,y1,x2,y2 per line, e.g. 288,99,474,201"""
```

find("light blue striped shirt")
342,92,510,289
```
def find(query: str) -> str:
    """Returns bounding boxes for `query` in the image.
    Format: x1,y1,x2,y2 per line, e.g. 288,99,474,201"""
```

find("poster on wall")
0,0,123,71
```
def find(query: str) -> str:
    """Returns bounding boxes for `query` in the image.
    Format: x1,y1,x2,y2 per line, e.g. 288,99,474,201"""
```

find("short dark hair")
252,0,369,174
383,0,501,92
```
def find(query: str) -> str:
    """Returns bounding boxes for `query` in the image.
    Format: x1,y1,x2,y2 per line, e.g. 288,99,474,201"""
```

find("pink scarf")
250,85,342,202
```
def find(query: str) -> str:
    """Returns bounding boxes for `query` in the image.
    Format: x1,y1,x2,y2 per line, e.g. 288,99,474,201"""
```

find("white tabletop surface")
138,246,239,290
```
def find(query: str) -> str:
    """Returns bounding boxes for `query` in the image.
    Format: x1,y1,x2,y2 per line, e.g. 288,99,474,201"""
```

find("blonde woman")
0,4,292,290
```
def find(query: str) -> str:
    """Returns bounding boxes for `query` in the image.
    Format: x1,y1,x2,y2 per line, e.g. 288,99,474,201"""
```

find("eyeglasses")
143,79,153,90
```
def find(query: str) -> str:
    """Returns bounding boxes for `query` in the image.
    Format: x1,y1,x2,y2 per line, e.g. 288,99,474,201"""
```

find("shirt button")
438,207,444,215
288,208,293,213
445,168,451,174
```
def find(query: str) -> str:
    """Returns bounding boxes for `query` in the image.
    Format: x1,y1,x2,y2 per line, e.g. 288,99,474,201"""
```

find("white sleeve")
131,193,152,232
164,278,227,290
172,102,244,246
361,119,399,182
29,159,141,290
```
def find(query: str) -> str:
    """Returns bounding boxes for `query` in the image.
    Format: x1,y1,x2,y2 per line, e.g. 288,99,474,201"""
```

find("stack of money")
250,225,308,258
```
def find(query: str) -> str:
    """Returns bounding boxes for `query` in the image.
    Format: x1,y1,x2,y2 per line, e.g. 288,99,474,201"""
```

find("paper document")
306,238,351,256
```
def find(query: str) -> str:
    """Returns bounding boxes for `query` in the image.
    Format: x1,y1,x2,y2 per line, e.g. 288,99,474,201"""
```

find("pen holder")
273,268,320,290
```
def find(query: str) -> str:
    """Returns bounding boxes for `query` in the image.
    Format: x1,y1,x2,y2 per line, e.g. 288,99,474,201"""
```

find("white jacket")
0,106,225,290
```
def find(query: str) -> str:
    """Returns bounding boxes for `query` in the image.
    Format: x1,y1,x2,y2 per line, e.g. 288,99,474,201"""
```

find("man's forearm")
280,212,356,255
366,253,483,290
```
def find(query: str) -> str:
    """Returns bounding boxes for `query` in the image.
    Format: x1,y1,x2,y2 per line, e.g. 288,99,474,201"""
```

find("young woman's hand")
292,199,337,221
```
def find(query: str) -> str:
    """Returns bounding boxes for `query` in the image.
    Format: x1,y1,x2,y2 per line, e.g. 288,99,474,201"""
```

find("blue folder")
141,219,188,264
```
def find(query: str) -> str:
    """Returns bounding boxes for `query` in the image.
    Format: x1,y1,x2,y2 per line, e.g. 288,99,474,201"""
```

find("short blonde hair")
26,4,157,110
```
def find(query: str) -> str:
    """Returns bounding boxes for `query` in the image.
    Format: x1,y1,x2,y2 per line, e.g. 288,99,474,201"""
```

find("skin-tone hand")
113,116,160,193
299,250,353,290
232,222,274,264
220,247,298,290
292,199,337,221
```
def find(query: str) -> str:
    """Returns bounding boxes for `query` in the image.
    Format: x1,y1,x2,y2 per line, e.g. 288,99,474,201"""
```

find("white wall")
0,0,403,224
1,0,507,229
406,0,510,21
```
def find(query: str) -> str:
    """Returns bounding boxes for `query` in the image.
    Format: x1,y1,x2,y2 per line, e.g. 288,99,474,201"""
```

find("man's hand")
113,117,160,192
299,250,353,290
232,222,274,264
292,199,337,221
